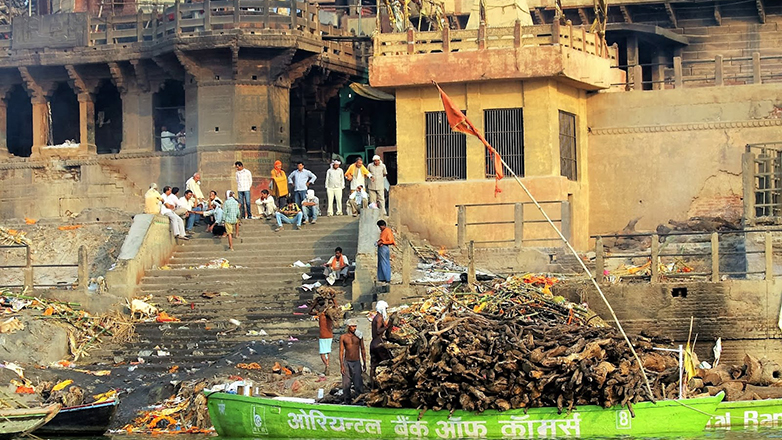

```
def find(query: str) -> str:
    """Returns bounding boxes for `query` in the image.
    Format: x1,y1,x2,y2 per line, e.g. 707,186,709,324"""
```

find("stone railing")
373,21,618,64
0,1,363,65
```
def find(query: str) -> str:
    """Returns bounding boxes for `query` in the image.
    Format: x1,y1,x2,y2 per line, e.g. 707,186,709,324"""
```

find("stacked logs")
691,354,782,401
366,304,682,413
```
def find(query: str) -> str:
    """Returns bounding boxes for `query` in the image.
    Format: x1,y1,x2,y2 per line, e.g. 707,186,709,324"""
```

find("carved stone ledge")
589,118,782,135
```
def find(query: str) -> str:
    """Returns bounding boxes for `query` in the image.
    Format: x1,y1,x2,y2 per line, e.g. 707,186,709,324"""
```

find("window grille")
484,108,524,177
425,111,466,181
559,111,577,181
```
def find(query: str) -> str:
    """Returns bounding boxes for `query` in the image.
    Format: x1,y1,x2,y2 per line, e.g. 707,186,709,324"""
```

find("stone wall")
586,83,782,235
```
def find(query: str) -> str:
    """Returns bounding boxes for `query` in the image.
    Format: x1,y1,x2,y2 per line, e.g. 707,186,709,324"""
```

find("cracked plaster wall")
586,84,782,235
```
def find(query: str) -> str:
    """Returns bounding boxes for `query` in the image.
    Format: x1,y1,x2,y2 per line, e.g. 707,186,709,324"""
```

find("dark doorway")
50,83,80,145
6,85,33,157
153,80,185,151
95,81,123,154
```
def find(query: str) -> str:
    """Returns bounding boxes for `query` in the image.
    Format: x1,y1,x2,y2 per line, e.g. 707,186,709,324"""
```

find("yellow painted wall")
392,79,591,249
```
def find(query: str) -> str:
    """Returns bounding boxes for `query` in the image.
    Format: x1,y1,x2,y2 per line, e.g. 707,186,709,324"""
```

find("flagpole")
496,155,657,402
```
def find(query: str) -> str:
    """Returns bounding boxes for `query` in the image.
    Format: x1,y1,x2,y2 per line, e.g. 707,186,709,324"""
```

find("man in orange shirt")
376,220,395,283
309,296,338,375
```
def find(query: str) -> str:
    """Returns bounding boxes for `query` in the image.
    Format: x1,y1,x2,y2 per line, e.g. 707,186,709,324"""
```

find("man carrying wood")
370,300,392,383
309,296,338,376
339,319,366,404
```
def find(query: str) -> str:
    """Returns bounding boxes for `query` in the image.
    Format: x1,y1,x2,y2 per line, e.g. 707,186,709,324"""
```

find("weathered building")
0,2,367,218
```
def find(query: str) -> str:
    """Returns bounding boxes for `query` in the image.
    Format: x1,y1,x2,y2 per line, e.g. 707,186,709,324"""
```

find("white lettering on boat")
391,416,429,437
286,409,382,434
744,410,782,428
498,414,581,438
252,406,268,435
434,418,488,438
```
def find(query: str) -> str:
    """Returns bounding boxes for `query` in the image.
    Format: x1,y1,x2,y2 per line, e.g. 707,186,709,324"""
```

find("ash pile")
367,275,683,413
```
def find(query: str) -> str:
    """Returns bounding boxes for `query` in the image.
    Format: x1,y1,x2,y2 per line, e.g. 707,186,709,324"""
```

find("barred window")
559,110,577,181
485,108,524,178
425,111,466,181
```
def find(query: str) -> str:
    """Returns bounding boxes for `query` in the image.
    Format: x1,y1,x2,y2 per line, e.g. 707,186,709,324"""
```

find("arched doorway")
50,83,80,145
153,80,185,151
95,81,123,154
6,85,33,157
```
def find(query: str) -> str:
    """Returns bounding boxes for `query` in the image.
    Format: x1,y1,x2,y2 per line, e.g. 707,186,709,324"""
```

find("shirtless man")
370,300,392,383
339,319,366,404
309,297,338,375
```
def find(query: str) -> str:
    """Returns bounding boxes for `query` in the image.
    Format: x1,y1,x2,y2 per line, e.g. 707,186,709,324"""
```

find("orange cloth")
270,167,289,198
345,163,370,180
379,228,395,245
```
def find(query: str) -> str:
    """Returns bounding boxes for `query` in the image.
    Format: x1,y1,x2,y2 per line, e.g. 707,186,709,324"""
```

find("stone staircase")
94,215,359,371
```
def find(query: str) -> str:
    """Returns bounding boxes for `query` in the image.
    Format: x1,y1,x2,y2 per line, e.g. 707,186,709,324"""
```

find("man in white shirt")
325,160,345,216
367,155,388,216
185,172,205,204
235,161,253,220
160,126,176,152
301,189,319,224
347,185,368,217
178,190,201,233
160,186,188,240
255,189,277,219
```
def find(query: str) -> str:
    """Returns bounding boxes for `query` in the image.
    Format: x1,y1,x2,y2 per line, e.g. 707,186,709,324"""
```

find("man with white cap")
144,183,164,214
301,189,320,224
370,300,392,382
223,190,241,251
325,160,345,216
367,154,388,216
339,318,366,404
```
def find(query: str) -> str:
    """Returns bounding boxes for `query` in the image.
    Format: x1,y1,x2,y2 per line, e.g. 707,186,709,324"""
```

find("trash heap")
366,275,682,412
122,379,212,434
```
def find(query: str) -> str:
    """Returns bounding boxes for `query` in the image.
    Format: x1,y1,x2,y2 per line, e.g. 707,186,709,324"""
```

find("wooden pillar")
514,203,524,248
711,232,720,282
595,236,604,283
753,52,761,84
714,55,724,86
24,246,33,291
468,240,476,284
651,233,660,283
457,205,467,249
633,65,643,91
78,245,89,293
626,35,639,84
79,93,97,154
674,56,683,89
401,242,411,286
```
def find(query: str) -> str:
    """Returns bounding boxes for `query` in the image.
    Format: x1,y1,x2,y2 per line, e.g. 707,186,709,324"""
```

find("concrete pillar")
121,87,155,151
651,52,666,91
0,99,8,158
79,93,97,154
31,97,49,153
465,83,484,180
626,35,639,85
522,79,558,176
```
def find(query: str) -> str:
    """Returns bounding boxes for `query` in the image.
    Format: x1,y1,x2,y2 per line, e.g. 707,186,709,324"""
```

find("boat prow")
34,399,119,436
0,404,61,440
207,391,725,438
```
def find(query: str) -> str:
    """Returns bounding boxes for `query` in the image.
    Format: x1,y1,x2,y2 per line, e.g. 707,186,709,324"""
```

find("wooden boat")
207,391,725,438
708,398,782,430
34,399,119,436
0,404,60,440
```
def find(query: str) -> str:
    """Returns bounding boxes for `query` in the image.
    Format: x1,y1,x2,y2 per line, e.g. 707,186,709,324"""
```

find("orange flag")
434,82,504,195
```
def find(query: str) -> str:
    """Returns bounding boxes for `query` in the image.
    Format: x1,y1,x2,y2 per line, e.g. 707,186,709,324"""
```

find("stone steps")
97,216,359,367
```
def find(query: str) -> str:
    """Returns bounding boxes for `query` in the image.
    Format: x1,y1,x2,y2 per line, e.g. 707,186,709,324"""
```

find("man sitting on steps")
323,247,350,285
275,200,303,232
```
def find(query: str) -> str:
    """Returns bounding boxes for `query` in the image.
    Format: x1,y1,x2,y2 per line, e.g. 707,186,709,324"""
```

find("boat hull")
0,404,61,440
708,398,782,430
34,399,119,436
207,392,724,438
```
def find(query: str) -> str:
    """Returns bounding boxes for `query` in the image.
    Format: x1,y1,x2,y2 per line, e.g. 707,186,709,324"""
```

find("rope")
672,398,718,417
496,155,657,402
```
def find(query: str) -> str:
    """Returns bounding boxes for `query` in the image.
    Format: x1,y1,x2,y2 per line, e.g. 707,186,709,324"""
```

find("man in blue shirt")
288,162,317,211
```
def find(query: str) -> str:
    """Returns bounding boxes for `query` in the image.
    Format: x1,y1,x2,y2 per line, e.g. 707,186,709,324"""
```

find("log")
743,384,782,400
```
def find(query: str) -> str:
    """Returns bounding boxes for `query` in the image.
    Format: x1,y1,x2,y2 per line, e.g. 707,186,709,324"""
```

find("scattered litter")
201,292,222,299
292,260,311,268
301,273,312,280
156,312,180,323
197,258,231,269
0,317,24,334
246,329,268,336
167,295,188,305
157,350,170,357
24,218,37,225
57,225,83,231
288,336,299,342
229,319,241,327
300,282,322,291
309,257,323,263
297,304,308,309
237,362,262,370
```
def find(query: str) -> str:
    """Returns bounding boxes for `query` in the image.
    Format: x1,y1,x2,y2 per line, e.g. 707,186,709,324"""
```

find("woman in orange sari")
270,160,289,208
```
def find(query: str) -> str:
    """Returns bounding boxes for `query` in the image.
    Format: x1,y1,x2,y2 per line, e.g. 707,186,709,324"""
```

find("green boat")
708,398,782,430
0,404,61,440
207,391,725,438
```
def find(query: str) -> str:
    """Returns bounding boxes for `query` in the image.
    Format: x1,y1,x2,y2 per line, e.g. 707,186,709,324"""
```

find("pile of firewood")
366,300,682,412
692,354,782,401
